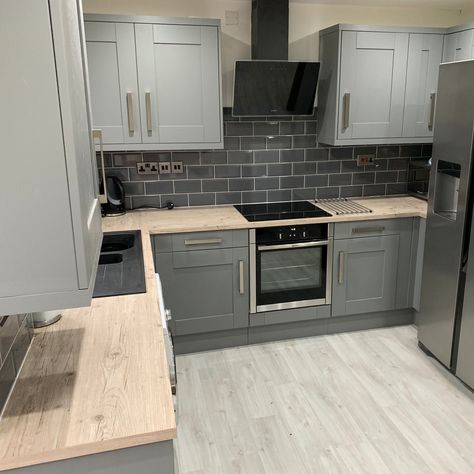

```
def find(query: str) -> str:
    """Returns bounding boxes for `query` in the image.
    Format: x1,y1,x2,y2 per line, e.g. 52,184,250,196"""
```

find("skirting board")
174,309,415,354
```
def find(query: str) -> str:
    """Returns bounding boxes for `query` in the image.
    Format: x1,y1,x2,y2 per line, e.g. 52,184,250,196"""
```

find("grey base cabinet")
332,218,415,317
154,231,249,336
332,235,399,316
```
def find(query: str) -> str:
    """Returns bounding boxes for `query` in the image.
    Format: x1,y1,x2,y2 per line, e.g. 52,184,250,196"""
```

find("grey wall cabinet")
442,27,474,62
331,219,414,317
0,0,102,316
318,25,445,146
154,231,248,336
84,15,223,151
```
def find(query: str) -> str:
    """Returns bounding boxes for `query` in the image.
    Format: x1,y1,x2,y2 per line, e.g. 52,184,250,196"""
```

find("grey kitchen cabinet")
338,30,409,141
0,0,102,316
403,34,444,138
331,219,414,317
84,15,223,151
84,21,142,145
318,24,445,146
154,231,249,336
442,27,474,62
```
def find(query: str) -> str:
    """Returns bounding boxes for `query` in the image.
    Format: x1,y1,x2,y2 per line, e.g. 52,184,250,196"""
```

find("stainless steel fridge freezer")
418,59,474,390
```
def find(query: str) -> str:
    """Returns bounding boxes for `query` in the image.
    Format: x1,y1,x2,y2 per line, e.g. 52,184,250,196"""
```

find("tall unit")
418,60,474,390
0,0,102,315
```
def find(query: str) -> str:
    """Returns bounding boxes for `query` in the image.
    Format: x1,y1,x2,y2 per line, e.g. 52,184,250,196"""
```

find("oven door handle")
257,241,329,251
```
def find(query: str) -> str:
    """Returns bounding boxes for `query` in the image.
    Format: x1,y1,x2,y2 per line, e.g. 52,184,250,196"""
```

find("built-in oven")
250,223,333,313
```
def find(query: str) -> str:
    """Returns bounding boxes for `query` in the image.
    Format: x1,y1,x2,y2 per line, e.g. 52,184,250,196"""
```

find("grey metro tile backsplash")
99,108,431,209
0,314,33,411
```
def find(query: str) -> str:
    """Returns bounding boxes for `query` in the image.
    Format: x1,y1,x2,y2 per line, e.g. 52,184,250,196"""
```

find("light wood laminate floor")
174,325,474,473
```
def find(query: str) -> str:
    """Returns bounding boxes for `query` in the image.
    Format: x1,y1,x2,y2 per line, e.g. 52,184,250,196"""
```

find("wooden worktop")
103,196,427,235
0,195,426,471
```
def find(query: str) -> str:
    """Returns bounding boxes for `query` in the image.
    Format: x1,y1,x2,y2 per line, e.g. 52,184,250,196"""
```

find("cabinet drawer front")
172,230,247,251
153,230,248,253
334,218,411,239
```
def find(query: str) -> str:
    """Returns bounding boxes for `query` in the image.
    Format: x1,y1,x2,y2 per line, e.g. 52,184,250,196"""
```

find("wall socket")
136,162,158,175
158,162,171,174
356,154,375,166
171,162,184,174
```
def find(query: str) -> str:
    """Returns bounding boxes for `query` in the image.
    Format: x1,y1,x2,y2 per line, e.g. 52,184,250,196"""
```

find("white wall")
83,0,471,106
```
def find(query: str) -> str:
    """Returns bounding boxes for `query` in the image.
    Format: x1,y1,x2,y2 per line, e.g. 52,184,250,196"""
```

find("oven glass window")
257,245,327,307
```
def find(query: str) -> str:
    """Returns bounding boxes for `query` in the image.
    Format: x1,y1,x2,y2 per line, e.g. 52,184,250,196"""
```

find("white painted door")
403,34,444,138
135,24,221,144
50,0,102,289
338,31,409,140
442,29,474,62
85,21,141,144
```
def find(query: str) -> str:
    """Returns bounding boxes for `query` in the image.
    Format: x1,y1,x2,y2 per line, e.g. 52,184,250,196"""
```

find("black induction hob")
234,201,331,222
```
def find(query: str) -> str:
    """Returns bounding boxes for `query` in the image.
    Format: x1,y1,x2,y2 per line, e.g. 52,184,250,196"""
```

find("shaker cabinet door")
135,23,221,145
403,34,444,138
442,29,474,62
85,21,141,144
338,31,409,140
156,247,248,336
332,235,399,317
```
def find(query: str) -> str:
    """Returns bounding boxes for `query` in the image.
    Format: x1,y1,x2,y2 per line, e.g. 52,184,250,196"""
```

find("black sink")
100,234,135,252
93,230,146,298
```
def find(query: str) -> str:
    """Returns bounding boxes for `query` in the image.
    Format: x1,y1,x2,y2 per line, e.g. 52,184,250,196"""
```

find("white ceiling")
289,0,471,9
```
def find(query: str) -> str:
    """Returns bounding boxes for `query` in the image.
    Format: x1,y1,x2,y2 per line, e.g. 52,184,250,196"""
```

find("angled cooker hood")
232,0,319,116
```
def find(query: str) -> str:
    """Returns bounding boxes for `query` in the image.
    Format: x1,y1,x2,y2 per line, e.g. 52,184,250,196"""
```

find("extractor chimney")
251,0,289,60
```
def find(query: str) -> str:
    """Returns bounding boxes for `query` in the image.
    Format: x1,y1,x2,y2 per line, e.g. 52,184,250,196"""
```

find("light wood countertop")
102,196,427,234
0,228,176,471
0,195,426,471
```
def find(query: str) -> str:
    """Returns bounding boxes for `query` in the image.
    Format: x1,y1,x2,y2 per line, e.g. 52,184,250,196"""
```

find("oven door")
251,240,332,313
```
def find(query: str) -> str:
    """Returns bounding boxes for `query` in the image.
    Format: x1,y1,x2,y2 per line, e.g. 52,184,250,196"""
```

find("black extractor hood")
232,0,319,116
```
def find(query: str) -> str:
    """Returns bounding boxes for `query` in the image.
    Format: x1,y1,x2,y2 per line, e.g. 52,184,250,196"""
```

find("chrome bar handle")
258,241,329,251
239,260,245,295
342,93,351,131
338,251,345,285
428,92,436,131
145,92,152,134
352,226,385,234
184,238,223,246
126,92,134,135
92,129,107,204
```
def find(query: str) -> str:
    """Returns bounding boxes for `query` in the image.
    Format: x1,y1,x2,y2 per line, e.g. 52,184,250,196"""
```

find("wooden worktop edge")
0,427,177,472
